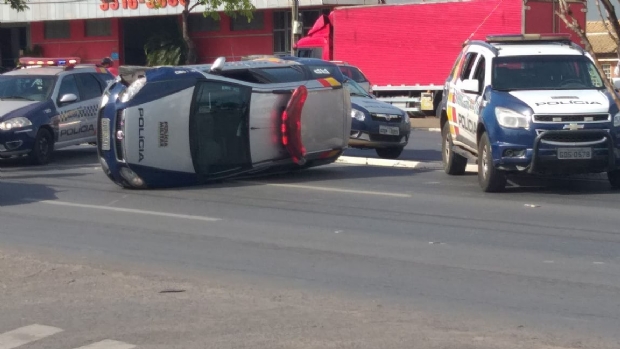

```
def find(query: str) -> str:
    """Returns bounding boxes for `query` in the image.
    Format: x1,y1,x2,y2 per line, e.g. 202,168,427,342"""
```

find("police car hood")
509,89,610,114
351,96,405,115
0,100,40,119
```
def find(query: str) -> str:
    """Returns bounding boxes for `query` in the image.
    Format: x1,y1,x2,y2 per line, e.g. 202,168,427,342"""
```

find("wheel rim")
481,147,488,179
38,136,49,159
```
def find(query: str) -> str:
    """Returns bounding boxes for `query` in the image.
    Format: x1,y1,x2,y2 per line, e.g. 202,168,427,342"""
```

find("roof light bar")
486,33,572,43
18,56,81,66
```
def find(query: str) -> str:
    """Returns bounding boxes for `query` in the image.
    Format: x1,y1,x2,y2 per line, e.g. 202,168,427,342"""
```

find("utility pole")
291,0,301,55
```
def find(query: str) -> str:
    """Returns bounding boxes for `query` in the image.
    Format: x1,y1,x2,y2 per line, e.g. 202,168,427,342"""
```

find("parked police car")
97,57,351,189
438,34,620,192
0,57,113,164
345,79,410,159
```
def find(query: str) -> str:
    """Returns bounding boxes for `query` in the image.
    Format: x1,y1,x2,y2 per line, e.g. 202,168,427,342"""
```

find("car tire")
441,122,467,175
607,170,620,189
28,128,53,165
376,147,404,159
478,132,506,192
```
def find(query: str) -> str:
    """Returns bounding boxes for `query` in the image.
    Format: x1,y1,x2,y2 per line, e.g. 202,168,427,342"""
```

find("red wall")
332,0,523,87
31,19,121,64
189,11,273,63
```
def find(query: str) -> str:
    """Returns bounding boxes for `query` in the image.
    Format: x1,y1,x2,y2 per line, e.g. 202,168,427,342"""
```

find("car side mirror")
58,93,78,104
460,79,480,94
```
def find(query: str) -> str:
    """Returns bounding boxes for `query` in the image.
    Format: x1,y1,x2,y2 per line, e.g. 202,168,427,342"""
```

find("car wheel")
478,132,506,192
441,122,467,175
376,147,404,159
28,128,53,165
607,170,620,189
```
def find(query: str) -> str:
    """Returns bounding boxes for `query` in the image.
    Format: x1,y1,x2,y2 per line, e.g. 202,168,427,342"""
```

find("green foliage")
4,0,28,11
144,33,187,66
194,0,256,22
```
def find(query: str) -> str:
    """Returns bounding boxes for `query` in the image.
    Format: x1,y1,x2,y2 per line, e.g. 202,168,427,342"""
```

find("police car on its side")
438,33,620,192
0,57,114,164
97,56,351,189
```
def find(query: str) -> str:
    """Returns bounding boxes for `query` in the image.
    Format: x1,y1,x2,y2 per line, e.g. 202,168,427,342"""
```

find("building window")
230,11,264,31
272,9,328,55
188,14,220,32
85,19,111,37
602,64,612,80
44,21,70,39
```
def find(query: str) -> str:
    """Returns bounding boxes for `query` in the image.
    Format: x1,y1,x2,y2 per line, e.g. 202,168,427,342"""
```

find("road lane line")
238,181,411,198
72,339,136,349
0,324,63,349
40,201,220,222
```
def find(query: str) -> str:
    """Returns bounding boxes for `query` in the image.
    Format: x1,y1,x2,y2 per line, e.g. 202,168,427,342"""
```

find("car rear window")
306,65,345,82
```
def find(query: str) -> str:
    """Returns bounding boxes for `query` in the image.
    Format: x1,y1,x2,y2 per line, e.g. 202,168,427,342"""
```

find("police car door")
73,73,102,143
466,54,489,148
54,74,89,147
454,51,481,148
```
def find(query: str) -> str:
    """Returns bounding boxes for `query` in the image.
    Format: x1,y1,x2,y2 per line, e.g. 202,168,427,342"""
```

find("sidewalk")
410,116,440,130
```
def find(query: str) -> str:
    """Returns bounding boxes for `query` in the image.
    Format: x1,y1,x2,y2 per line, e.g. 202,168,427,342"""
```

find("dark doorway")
122,16,180,65
0,26,27,71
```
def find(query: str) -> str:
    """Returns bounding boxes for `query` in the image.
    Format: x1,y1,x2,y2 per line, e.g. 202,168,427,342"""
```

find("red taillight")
281,85,308,165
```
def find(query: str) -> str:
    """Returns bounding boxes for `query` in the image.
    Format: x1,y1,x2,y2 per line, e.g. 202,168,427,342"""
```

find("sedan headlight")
495,107,530,129
120,77,147,103
351,108,365,121
0,117,32,131
403,114,410,124
614,112,620,127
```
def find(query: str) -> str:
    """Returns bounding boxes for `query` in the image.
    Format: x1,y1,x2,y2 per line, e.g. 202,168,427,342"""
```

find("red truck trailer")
295,0,587,116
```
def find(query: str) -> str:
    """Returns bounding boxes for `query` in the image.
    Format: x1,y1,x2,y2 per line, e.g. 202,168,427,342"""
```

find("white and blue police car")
0,57,114,164
438,34,620,192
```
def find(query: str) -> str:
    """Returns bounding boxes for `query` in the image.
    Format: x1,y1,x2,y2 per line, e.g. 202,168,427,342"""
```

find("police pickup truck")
438,34,620,192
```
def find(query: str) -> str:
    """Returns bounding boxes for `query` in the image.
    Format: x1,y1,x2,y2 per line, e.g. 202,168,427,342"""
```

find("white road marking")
543,260,555,263
336,156,434,169
40,200,221,222
0,324,63,349
73,339,136,349
238,181,411,198
427,128,441,132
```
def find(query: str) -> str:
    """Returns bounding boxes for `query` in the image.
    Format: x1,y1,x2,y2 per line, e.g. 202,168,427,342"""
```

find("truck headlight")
495,107,530,129
351,108,365,121
0,117,32,131
100,93,109,108
120,77,147,103
614,112,620,127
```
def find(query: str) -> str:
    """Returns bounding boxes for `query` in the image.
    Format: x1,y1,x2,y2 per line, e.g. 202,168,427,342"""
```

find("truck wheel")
608,170,620,189
28,128,53,165
376,147,404,159
478,132,506,192
441,122,467,175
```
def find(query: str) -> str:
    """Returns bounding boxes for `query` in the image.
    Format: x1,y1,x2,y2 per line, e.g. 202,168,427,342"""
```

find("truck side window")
472,56,486,95
460,52,478,81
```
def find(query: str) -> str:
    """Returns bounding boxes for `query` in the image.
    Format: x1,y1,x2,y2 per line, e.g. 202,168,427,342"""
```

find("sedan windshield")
0,75,56,102
492,55,605,91
344,79,371,98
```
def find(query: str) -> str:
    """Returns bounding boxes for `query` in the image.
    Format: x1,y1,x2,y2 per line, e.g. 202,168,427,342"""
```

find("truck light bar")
486,33,572,43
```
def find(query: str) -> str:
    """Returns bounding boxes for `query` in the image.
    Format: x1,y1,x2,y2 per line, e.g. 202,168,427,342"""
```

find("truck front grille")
533,113,609,123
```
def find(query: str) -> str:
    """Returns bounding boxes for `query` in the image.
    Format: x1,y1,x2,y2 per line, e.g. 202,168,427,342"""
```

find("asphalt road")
1,131,619,349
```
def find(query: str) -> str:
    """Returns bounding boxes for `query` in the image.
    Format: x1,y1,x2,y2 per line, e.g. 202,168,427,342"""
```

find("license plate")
379,125,399,136
100,118,110,151
557,147,592,160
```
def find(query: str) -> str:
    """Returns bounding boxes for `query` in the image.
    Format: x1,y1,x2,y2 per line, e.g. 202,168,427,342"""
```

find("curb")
412,127,441,132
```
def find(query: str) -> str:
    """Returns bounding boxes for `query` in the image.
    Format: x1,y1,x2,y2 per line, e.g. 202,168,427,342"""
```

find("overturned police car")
97,57,352,188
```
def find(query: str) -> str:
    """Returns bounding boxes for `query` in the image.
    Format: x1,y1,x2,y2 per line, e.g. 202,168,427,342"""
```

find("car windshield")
344,79,371,98
0,75,56,102
492,55,605,91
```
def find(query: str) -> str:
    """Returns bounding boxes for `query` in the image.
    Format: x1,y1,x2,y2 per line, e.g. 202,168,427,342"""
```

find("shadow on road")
0,181,58,207
0,146,98,172
343,148,442,162
502,173,619,196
